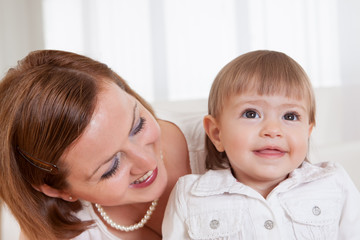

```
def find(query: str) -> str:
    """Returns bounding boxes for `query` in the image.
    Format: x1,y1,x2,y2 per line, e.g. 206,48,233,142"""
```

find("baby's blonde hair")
206,50,316,169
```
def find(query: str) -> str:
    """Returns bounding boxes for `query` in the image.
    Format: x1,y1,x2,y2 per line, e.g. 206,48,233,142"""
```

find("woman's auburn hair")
205,50,316,170
0,50,154,240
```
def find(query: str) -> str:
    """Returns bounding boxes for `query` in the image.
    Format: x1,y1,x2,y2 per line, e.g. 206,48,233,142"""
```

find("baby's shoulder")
177,173,203,187
287,161,357,197
311,161,351,180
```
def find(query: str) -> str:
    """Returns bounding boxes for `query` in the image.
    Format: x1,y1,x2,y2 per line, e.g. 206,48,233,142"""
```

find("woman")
0,50,206,239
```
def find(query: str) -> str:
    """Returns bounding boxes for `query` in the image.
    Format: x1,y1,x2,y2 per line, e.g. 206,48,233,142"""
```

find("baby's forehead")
230,88,308,100
230,91,307,101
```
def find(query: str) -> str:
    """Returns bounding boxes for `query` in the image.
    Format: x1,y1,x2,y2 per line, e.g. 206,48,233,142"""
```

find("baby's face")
216,93,313,193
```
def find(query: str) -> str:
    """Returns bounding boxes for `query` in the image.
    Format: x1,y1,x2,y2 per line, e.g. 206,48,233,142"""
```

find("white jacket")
162,161,360,240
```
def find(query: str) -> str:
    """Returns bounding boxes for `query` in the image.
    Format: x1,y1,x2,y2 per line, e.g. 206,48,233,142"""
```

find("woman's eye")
283,112,299,121
242,110,259,118
131,117,146,136
101,153,121,180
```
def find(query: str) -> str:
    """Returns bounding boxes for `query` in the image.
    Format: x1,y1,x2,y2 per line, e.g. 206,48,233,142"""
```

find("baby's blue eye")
283,112,299,121
242,110,259,118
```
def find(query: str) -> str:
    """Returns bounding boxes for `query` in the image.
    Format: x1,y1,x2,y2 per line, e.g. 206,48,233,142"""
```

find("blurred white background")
1,0,359,102
1,0,360,239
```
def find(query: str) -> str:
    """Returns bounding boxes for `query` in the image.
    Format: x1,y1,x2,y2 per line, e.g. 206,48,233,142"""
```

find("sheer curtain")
41,0,359,102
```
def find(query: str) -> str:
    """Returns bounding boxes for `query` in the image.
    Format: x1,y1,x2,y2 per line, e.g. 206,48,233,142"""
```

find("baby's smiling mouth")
253,146,288,158
255,149,284,154
132,170,154,184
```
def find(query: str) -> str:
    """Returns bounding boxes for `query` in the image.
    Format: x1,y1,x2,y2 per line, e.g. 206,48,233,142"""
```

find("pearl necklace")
95,199,159,232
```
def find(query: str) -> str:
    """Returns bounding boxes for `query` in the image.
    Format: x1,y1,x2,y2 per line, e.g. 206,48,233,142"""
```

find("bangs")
230,68,311,101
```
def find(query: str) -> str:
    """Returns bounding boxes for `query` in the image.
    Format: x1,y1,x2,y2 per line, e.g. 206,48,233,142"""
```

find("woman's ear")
36,184,77,202
203,115,224,152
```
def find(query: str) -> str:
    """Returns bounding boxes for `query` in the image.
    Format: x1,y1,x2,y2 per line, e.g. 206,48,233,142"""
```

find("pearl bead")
94,199,158,232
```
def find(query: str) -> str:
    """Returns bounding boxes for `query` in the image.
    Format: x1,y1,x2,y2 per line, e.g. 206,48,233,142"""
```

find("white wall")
0,0,44,77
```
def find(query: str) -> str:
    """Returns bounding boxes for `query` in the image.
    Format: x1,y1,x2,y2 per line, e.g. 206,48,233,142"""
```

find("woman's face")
63,81,167,206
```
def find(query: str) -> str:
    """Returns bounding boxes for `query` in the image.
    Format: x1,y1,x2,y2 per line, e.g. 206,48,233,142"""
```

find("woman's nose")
127,147,156,174
259,119,283,138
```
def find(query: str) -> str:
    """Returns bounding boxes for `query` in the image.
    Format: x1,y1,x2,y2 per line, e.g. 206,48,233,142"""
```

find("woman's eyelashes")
100,117,146,180
101,153,121,180
130,117,146,136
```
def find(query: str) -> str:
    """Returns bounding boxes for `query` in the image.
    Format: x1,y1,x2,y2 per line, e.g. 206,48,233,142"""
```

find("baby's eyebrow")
236,99,307,112
280,103,307,111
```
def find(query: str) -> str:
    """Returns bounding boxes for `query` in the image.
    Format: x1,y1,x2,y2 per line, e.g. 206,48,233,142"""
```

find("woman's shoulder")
153,99,207,151
158,120,190,178
155,102,208,174
158,115,207,174
158,119,188,154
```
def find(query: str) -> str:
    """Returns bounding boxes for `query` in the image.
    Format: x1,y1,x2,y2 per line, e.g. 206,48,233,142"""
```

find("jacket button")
312,206,321,216
264,220,274,230
209,219,220,229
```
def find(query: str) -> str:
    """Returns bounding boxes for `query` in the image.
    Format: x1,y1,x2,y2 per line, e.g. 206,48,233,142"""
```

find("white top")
72,201,117,240
162,161,360,240
73,107,207,239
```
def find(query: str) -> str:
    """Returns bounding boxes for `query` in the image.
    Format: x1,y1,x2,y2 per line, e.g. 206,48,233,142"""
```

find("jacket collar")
190,168,246,197
190,161,338,197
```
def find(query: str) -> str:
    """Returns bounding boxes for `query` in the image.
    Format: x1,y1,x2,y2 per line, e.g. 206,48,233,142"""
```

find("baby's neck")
234,172,289,198
251,182,280,198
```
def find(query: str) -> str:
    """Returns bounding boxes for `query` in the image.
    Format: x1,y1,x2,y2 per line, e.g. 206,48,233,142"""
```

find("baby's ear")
203,115,225,152
308,123,314,136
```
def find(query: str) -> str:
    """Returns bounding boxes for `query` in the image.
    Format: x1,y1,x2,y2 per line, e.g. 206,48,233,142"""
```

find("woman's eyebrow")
88,101,137,180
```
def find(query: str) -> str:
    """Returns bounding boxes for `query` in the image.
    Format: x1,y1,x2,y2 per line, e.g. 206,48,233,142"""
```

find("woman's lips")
130,168,158,188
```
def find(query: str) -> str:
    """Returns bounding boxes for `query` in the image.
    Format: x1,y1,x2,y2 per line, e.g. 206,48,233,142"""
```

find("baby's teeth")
133,170,153,184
